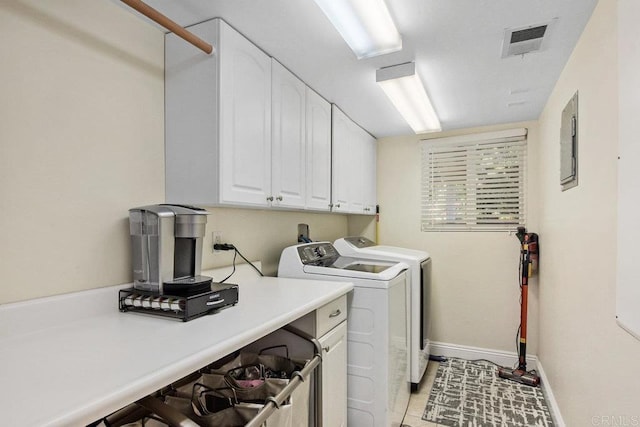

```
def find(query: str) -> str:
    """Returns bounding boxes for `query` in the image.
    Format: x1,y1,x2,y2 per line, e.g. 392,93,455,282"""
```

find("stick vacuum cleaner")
498,227,540,387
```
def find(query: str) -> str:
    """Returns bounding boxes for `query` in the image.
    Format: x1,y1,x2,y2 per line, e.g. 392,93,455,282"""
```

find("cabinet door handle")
329,309,341,318
335,203,341,208
266,196,274,202
276,195,283,201
323,346,331,352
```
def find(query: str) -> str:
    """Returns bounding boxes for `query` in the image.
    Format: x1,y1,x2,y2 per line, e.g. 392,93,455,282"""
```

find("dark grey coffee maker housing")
129,204,212,295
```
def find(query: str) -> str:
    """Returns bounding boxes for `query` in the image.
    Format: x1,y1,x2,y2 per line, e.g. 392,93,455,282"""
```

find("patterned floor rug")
422,358,555,427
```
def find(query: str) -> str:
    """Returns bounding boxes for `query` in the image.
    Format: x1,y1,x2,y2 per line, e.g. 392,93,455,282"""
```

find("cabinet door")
350,124,378,215
219,20,272,206
363,132,377,215
331,106,352,213
349,124,366,214
305,88,332,211
332,106,377,214
271,60,306,208
320,322,347,427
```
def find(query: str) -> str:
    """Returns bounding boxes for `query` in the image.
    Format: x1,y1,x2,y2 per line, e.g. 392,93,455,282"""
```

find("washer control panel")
297,242,340,266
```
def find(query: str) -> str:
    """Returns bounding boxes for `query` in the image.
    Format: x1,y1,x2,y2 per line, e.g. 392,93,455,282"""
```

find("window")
421,129,527,231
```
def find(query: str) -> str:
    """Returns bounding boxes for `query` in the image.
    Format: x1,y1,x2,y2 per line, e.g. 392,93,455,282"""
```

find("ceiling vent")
502,21,555,58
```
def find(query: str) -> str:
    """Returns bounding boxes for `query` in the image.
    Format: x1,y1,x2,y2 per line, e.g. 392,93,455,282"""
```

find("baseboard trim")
429,341,564,427
536,360,566,427
430,341,538,369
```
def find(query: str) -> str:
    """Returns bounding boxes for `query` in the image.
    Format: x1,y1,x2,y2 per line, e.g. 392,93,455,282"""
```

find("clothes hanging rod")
121,0,214,55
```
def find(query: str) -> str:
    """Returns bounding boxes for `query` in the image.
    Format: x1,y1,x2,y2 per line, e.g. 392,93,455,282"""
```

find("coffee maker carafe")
129,204,212,295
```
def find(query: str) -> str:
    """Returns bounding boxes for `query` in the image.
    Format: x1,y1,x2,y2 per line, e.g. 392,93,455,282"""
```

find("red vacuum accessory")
498,227,540,387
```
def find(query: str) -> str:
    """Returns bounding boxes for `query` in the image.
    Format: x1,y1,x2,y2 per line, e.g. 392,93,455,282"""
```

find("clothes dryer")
279,242,410,427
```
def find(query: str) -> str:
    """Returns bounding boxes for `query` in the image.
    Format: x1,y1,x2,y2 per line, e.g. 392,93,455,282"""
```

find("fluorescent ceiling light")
376,62,441,134
313,0,402,59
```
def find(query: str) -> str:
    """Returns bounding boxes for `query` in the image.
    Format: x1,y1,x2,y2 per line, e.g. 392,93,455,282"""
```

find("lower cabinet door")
320,321,347,427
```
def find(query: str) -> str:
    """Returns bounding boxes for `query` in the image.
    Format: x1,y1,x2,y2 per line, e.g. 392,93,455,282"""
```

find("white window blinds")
421,129,527,231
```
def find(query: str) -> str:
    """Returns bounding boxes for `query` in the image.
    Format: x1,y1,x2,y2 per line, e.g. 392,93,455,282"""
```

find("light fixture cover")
377,62,441,134
313,0,402,59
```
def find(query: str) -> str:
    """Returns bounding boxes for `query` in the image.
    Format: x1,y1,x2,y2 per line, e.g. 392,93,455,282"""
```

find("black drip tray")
119,283,239,322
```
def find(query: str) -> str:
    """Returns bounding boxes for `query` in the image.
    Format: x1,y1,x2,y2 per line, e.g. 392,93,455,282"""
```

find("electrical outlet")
213,231,222,253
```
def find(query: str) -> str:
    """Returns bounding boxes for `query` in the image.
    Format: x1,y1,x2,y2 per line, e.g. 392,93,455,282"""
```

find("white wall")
616,0,640,344
201,207,349,277
377,121,540,354
0,1,350,304
0,0,165,303
536,0,640,423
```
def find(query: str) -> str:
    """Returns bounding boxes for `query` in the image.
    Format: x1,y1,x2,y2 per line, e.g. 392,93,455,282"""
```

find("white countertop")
0,268,352,426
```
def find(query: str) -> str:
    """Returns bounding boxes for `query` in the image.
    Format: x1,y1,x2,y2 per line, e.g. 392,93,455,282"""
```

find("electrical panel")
560,91,579,191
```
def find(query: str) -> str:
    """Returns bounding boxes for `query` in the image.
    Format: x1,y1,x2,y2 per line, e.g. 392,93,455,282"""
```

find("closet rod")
121,0,214,54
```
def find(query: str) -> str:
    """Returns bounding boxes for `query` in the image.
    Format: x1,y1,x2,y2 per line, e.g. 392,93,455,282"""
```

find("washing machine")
278,242,410,427
334,236,432,391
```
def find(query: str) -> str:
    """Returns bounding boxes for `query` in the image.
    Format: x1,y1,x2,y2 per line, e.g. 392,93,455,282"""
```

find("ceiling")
138,0,598,138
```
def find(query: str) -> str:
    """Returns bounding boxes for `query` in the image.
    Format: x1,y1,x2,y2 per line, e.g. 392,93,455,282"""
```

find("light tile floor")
401,360,440,427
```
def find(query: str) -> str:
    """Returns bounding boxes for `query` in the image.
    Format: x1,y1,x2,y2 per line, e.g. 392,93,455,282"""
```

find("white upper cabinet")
271,60,306,209
166,18,373,214
272,61,331,211
349,126,365,214
166,19,272,207
331,105,377,215
219,21,272,206
362,131,377,214
305,88,332,211
331,105,352,213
